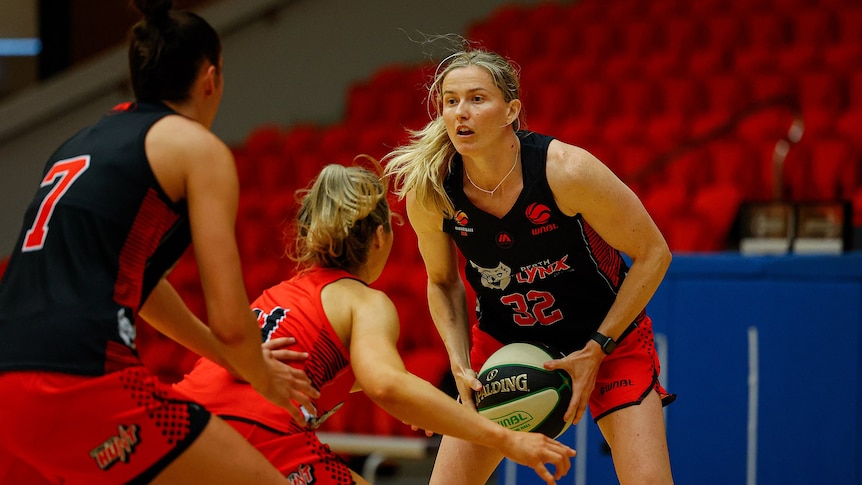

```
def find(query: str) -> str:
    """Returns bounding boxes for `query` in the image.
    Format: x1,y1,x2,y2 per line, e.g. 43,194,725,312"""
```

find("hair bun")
133,0,173,18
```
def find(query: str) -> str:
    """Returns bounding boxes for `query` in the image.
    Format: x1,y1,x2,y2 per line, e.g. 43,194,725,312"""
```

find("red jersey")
175,267,358,434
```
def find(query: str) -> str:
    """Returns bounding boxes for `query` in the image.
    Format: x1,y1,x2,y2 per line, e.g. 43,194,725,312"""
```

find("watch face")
592,332,614,354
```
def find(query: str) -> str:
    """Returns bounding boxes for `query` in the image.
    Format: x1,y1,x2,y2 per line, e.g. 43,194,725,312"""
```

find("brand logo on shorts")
600,379,634,396
287,463,316,484
89,424,140,470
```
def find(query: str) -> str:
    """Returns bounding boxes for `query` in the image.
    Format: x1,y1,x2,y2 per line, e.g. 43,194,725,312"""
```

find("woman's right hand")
452,364,484,410
500,430,576,485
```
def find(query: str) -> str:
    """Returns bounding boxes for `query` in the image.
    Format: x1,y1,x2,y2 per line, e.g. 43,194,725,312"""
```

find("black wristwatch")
590,331,617,355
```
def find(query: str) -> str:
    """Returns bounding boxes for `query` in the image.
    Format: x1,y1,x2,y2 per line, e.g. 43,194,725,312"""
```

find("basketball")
474,342,574,439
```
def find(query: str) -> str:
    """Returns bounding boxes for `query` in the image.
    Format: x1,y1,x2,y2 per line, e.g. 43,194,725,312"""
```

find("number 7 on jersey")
22,155,90,252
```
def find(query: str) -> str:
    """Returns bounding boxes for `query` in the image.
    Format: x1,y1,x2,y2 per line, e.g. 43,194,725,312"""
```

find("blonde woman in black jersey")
385,46,675,485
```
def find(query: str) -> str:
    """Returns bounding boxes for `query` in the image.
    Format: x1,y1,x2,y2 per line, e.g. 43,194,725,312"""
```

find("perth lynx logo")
89,424,140,470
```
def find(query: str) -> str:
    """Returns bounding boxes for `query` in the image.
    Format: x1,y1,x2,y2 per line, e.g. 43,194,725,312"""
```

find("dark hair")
128,0,221,102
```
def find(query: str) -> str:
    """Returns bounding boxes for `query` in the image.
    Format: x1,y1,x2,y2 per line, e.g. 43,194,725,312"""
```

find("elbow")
657,242,672,272
209,318,253,347
635,238,672,276
362,377,404,409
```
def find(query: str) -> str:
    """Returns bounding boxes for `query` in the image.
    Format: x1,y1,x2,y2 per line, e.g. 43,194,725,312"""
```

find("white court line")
655,332,669,423
505,455,517,485
575,420,588,485
747,327,760,485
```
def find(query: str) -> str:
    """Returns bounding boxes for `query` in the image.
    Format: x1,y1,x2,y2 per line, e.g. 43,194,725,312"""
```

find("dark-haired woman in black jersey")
0,1,317,482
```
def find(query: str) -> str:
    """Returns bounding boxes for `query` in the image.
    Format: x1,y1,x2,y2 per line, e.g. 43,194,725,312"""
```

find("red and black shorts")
470,316,675,423
0,366,209,484
225,419,356,484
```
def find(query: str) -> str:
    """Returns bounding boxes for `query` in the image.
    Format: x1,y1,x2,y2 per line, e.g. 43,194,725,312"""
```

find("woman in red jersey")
175,159,576,485
0,0,316,483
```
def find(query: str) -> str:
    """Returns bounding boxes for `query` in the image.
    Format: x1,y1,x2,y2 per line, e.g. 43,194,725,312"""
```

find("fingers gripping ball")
474,342,574,438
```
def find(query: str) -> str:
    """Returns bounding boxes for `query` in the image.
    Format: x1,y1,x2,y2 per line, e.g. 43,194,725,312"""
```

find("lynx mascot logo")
470,261,512,291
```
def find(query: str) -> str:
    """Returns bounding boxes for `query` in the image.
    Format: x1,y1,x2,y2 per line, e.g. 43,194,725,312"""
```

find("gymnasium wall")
500,252,862,485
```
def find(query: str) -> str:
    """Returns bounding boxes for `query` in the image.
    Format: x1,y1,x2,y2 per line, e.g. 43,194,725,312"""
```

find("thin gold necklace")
464,148,519,196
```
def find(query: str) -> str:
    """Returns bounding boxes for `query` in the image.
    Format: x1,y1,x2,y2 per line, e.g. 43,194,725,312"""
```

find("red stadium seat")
642,183,690,233
702,15,747,50
663,213,715,252
837,6,862,44
704,74,751,115
780,142,812,201
807,137,860,200
577,23,621,59
573,79,617,119
687,0,732,17
854,187,862,227
691,183,744,250
798,71,848,115
619,20,666,57
685,46,733,77
663,147,713,189
663,17,706,53
602,115,647,147
707,139,768,199
847,70,862,110
244,124,284,158
555,117,600,146
540,22,581,61
835,109,862,150
642,49,688,78
745,13,792,49
646,112,690,152
616,79,663,117
601,55,643,81
659,76,708,117
733,45,778,74
524,77,578,127
775,43,823,75
823,43,862,75
790,8,839,46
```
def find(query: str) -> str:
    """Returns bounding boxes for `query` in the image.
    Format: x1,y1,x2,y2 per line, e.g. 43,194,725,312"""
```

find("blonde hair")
292,156,391,272
383,48,522,217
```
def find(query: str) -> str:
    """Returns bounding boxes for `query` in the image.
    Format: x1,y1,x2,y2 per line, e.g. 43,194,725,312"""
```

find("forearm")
368,370,508,448
207,307,272,388
427,279,472,369
599,246,671,339
138,278,235,371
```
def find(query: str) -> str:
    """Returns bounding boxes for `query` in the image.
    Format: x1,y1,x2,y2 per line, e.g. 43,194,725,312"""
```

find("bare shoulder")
324,278,394,316
148,114,229,159
405,189,445,233
546,139,624,216
322,278,398,344
546,139,602,178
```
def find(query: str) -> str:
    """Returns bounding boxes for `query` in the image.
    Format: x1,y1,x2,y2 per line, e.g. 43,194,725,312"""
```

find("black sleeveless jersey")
0,101,191,375
442,131,645,355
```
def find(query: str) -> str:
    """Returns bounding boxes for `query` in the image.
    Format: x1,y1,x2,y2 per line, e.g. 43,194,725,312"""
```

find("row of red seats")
523,70,862,126
478,3,862,64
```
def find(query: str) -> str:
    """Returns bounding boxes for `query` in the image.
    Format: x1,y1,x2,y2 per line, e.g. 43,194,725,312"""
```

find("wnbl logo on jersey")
454,210,474,235
525,202,559,236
